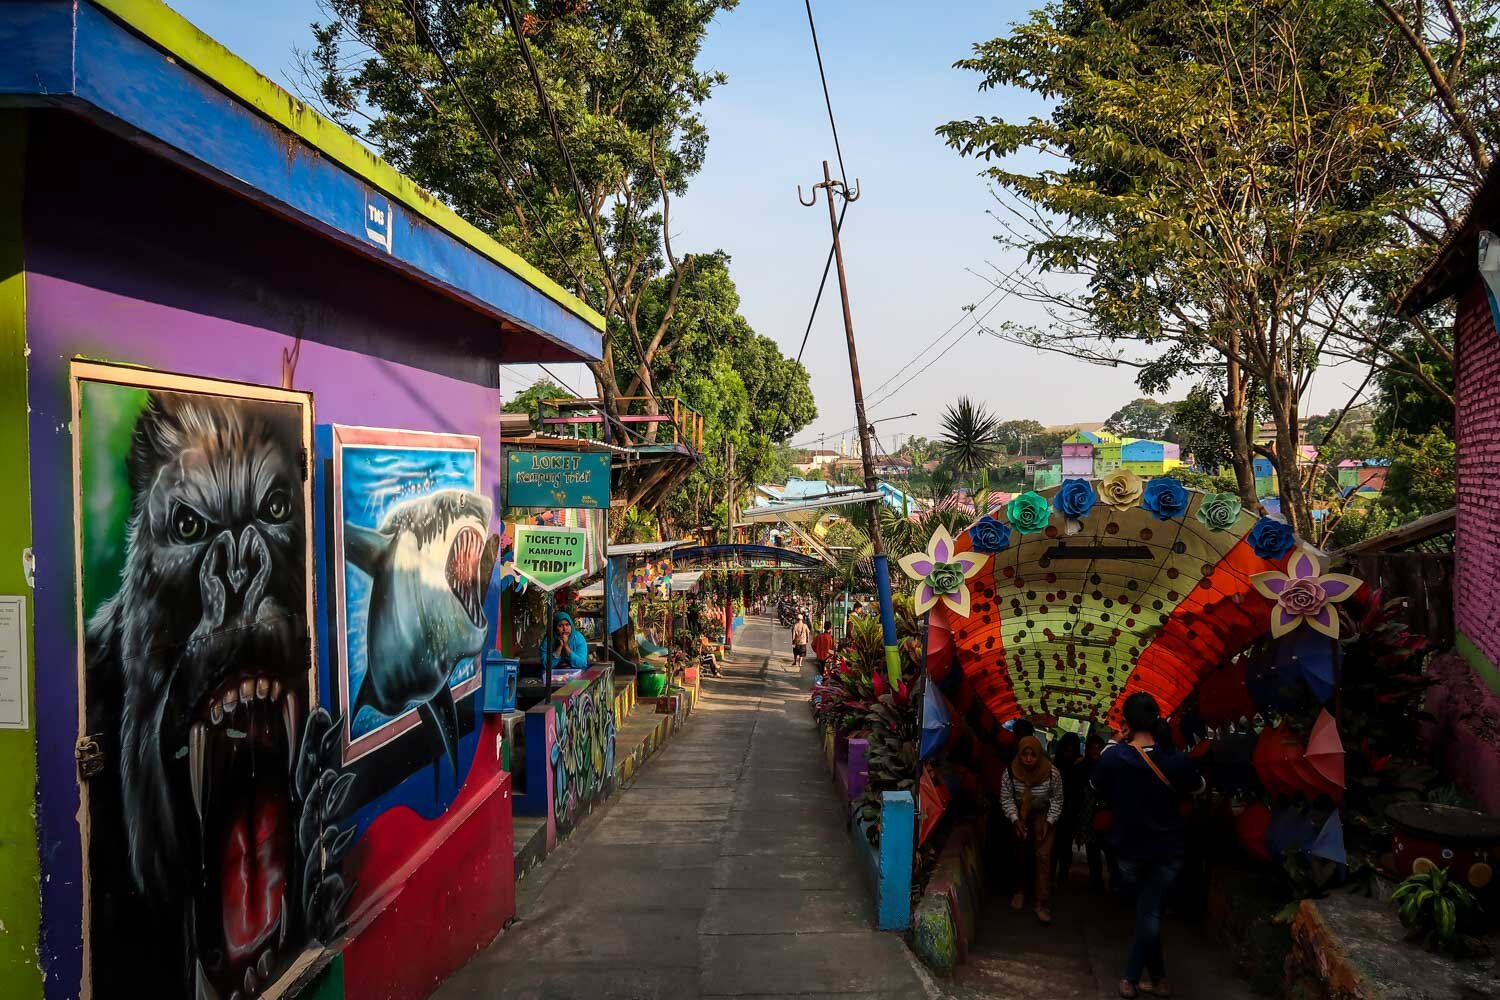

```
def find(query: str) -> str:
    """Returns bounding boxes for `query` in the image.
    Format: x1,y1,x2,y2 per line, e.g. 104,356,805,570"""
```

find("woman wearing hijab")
543,610,590,678
1001,734,1065,924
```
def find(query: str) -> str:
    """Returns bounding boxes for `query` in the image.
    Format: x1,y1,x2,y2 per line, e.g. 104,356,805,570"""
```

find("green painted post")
0,111,42,1000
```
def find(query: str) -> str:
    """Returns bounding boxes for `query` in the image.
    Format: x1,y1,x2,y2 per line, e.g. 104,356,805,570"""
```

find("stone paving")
432,617,940,999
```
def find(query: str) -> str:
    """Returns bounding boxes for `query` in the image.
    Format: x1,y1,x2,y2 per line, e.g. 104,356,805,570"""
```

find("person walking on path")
811,620,836,672
790,614,811,668
1091,693,1206,999
1051,732,1088,888
1001,734,1064,925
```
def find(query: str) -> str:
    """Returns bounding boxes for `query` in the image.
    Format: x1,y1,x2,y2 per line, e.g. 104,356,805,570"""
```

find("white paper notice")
0,597,29,730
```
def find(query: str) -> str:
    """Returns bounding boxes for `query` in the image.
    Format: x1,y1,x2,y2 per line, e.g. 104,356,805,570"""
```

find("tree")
502,378,567,429
995,418,1046,456
1104,398,1174,440
940,0,1423,534
305,0,751,439
938,397,1003,495
1383,429,1456,515
1168,386,1235,472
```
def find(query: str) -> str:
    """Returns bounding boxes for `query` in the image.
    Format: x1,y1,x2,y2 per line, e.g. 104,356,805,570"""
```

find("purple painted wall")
23,112,515,997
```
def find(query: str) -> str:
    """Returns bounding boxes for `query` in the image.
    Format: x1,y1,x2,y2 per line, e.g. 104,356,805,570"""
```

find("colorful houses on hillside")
1060,430,1183,478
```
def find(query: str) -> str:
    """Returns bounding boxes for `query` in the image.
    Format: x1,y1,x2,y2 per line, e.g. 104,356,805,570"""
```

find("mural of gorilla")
83,389,351,1000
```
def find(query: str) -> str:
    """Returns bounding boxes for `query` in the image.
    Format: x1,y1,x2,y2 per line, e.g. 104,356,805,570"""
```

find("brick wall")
1455,280,1500,669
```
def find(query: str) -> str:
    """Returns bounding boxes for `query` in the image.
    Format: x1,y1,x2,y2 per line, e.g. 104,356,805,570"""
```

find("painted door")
71,363,343,1000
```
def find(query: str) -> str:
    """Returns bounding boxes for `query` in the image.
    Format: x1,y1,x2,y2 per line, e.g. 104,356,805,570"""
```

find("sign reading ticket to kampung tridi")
511,525,590,591
507,450,612,509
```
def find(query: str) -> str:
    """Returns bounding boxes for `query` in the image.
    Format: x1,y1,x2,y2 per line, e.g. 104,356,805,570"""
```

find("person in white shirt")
1001,734,1065,925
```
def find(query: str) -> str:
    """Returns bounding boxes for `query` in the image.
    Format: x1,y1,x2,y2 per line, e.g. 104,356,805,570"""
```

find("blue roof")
1,0,603,362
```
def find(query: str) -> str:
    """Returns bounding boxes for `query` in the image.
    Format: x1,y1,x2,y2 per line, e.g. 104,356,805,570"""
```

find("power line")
495,0,697,459
767,0,851,442
865,260,1037,412
805,0,849,188
863,277,1009,400
408,1,587,298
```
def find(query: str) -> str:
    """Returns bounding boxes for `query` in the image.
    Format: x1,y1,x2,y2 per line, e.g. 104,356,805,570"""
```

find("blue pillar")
873,553,900,685
877,789,914,930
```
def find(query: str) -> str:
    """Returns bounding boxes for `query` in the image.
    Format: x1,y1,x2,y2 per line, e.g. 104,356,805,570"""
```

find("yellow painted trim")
90,0,604,333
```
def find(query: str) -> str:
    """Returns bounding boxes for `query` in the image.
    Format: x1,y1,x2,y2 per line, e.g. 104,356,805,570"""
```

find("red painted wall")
342,714,515,1000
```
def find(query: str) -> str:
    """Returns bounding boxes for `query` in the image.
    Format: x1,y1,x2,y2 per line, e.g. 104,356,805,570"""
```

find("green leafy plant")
1390,867,1478,953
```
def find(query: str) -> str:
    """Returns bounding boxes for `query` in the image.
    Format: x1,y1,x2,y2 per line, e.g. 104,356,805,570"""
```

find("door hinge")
76,735,106,780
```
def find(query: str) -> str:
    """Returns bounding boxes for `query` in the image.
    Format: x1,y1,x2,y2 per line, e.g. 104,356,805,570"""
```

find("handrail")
534,395,704,452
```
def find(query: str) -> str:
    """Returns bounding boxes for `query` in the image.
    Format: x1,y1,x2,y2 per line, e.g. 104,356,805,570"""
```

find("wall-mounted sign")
0,596,28,730
511,525,589,592
507,450,611,509
365,191,393,252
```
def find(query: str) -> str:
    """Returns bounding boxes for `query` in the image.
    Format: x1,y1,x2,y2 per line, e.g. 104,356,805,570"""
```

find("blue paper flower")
1053,478,1099,520
1248,516,1297,560
968,516,1011,554
1141,478,1190,521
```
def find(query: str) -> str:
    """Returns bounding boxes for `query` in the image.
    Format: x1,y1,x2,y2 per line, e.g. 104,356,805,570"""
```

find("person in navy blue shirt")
1090,693,1205,999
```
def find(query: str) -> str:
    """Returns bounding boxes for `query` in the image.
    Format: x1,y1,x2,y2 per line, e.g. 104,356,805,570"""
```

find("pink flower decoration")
1250,545,1361,638
898,526,987,618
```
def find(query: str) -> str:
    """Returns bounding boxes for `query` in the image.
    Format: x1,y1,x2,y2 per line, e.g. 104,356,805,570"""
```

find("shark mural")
329,427,498,775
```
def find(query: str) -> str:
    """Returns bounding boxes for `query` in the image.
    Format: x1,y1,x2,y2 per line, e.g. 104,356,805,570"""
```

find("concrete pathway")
953,865,1259,1000
432,616,940,1000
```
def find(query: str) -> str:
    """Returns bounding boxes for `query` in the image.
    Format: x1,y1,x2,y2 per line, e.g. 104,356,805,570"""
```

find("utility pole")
799,160,900,686
725,440,735,651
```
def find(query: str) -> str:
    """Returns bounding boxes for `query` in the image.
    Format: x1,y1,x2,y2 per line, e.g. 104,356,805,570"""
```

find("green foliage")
1383,429,1456,514
1168,385,1236,472
502,378,566,429
1105,398,1174,440
939,0,1426,535
305,1,816,529
939,397,1002,485
1391,867,1478,952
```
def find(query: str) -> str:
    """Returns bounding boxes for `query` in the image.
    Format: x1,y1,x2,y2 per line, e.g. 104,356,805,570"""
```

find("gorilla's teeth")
189,723,208,825
211,702,224,725
271,679,282,703
240,679,256,703
256,676,270,700
223,688,239,713
243,966,258,996
283,692,299,771
194,959,219,1000
257,949,273,980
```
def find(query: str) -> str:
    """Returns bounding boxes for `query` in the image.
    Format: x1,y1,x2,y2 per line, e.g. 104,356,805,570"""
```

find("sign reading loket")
507,450,612,509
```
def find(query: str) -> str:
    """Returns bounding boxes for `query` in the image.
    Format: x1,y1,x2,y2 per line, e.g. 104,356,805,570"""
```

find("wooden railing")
535,396,705,452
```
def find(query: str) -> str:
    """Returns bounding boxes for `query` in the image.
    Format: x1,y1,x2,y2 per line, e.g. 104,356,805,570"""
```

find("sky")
167,0,1363,451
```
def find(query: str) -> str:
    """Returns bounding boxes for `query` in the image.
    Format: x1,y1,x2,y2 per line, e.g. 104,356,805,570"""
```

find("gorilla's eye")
258,487,293,524
169,503,210,544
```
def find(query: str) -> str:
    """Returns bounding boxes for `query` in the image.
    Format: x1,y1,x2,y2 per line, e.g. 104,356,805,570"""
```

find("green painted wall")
0,111,43,999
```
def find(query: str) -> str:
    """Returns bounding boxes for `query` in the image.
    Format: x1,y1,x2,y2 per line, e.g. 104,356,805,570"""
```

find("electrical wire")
767,0,853,442
865,260,1037,413
408,1,588,298
495,0,698,459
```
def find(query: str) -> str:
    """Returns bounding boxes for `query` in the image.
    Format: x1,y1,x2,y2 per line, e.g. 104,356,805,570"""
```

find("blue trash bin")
482,653,519,713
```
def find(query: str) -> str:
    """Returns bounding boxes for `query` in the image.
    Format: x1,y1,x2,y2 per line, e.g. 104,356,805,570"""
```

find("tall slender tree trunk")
1266,379,1311,537
1224,358,1258,508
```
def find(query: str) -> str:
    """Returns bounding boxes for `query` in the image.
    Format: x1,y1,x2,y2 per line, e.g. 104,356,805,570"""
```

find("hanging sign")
507,450,612,509
511,525,589,591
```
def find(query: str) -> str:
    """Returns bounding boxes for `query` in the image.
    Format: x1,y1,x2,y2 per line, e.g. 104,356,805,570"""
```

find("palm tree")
939,397,1002,500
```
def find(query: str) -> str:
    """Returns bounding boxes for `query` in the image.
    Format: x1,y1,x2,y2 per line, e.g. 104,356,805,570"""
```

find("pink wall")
1455,281,1500,668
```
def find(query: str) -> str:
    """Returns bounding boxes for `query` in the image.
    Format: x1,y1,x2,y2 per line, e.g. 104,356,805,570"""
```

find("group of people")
789,614,835,671
1001,693,1204,999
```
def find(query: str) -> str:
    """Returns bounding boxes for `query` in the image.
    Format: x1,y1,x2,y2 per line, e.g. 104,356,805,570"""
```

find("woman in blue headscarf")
544,610,590,676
